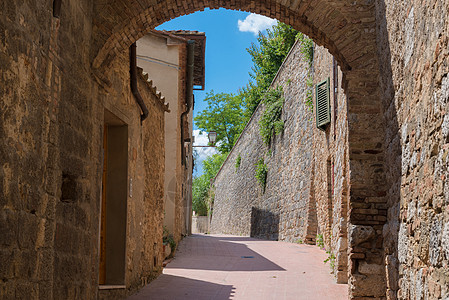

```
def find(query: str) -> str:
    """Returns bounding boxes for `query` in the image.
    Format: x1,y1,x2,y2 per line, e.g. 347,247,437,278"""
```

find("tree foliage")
192,22,310,213
240,22,298,117
192,175,209,216
192,152,228,216
194,91,245,153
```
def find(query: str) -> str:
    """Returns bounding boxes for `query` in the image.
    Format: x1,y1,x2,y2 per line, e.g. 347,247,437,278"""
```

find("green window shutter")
315,78,330,131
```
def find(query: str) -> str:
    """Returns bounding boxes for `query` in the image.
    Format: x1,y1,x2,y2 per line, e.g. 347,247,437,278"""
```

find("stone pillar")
345,67,388,299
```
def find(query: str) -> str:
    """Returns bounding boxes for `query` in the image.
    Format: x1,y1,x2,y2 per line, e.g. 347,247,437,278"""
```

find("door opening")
99,110,128,286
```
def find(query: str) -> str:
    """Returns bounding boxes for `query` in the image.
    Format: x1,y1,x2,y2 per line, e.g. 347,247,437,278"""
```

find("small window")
316,78,331,131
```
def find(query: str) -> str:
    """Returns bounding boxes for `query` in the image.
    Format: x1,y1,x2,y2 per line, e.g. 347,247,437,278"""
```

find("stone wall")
211,41,350,283
311,46,350,284
1,2,99,298
210,40,315,243
0,2,166,297
97,56,167,298
192,216,209,234
379,1,449,299
2,1,449,299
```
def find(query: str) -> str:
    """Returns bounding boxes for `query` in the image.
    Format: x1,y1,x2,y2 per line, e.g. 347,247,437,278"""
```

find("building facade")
137,30,205,243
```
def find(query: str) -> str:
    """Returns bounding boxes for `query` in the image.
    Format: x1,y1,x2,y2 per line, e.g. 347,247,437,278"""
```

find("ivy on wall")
305,75,314,111
255,158,268,192
235,153,242,171
259,85,285,146
296,32,314,112
296,32,314,67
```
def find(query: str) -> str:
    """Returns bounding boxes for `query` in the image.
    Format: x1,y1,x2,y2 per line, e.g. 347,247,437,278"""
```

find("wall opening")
99,110,128,285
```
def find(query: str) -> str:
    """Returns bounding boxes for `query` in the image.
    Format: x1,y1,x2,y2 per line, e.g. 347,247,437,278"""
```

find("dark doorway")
99,110,128,285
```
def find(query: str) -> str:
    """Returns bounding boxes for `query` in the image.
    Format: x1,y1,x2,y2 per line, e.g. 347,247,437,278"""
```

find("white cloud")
237,13,277,36
193,130,218,175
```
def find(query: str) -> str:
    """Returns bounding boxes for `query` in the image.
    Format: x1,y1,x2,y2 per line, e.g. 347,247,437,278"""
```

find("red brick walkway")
128,234,348,300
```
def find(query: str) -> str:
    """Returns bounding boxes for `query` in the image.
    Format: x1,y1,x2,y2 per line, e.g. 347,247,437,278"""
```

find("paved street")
128,234,348,300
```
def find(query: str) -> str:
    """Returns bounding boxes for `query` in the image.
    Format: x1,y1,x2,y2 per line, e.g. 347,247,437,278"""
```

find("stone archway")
91,1,390,299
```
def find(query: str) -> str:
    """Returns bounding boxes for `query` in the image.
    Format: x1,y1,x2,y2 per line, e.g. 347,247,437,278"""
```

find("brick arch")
92,0,377,75
92,1,389,299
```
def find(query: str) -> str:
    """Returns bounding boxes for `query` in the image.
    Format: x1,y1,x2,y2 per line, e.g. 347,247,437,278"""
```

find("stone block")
37,249,54,281
0,209,18,247
442,222,449,261
350,273,386,297
17,211,39,249
429,218,442,266
336,269,348,284
428,278,441,299
14,249,38,280
359,261,384,275
0,279,16,299
398,223,408,264
349,225,375,246
38,281,53,300
350,252,366,260
385,255,399,291
386,289,397,300
0,250,14,279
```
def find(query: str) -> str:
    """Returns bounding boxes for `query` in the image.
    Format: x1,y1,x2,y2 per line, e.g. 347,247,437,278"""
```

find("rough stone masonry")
1,1,449,299
211,40,352,284
210,39,315,243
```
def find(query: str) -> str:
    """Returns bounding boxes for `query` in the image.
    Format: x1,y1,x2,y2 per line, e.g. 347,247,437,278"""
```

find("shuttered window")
316,78,330,131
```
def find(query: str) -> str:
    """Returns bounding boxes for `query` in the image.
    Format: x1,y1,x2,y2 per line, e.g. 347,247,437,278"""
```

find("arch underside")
92,0,378,75
91,1,389,299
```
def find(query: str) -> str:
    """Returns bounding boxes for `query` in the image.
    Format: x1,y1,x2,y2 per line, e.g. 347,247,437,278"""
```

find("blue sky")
156,8,276,176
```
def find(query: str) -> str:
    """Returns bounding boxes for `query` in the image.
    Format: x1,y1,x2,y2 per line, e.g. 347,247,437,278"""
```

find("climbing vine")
296,32,314,67
255,158,268,192
235,153,242,171
259,86,285,146
296,32,314,112
305,75,314,111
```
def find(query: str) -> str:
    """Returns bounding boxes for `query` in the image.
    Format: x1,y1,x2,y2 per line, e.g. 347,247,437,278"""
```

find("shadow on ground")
127,274,235,300
166,234,286,272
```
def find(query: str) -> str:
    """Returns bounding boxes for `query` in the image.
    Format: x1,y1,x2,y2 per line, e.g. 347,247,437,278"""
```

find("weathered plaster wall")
137,34,181,239
136,34,187,244
210,41,315,242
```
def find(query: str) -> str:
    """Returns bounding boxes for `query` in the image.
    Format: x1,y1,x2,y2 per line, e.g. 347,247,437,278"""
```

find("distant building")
137,30,206,241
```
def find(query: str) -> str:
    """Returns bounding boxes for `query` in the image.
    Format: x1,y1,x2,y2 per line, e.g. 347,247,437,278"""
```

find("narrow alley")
128,234,348,300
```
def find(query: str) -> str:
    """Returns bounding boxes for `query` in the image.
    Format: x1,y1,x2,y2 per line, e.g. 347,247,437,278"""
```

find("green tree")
194,91,245,153
192,175,209,216
192,152,228,216
240,22,298,116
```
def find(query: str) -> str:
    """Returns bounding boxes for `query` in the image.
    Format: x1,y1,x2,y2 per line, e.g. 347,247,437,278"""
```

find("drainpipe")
181,40,195,166
130,42,149,122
